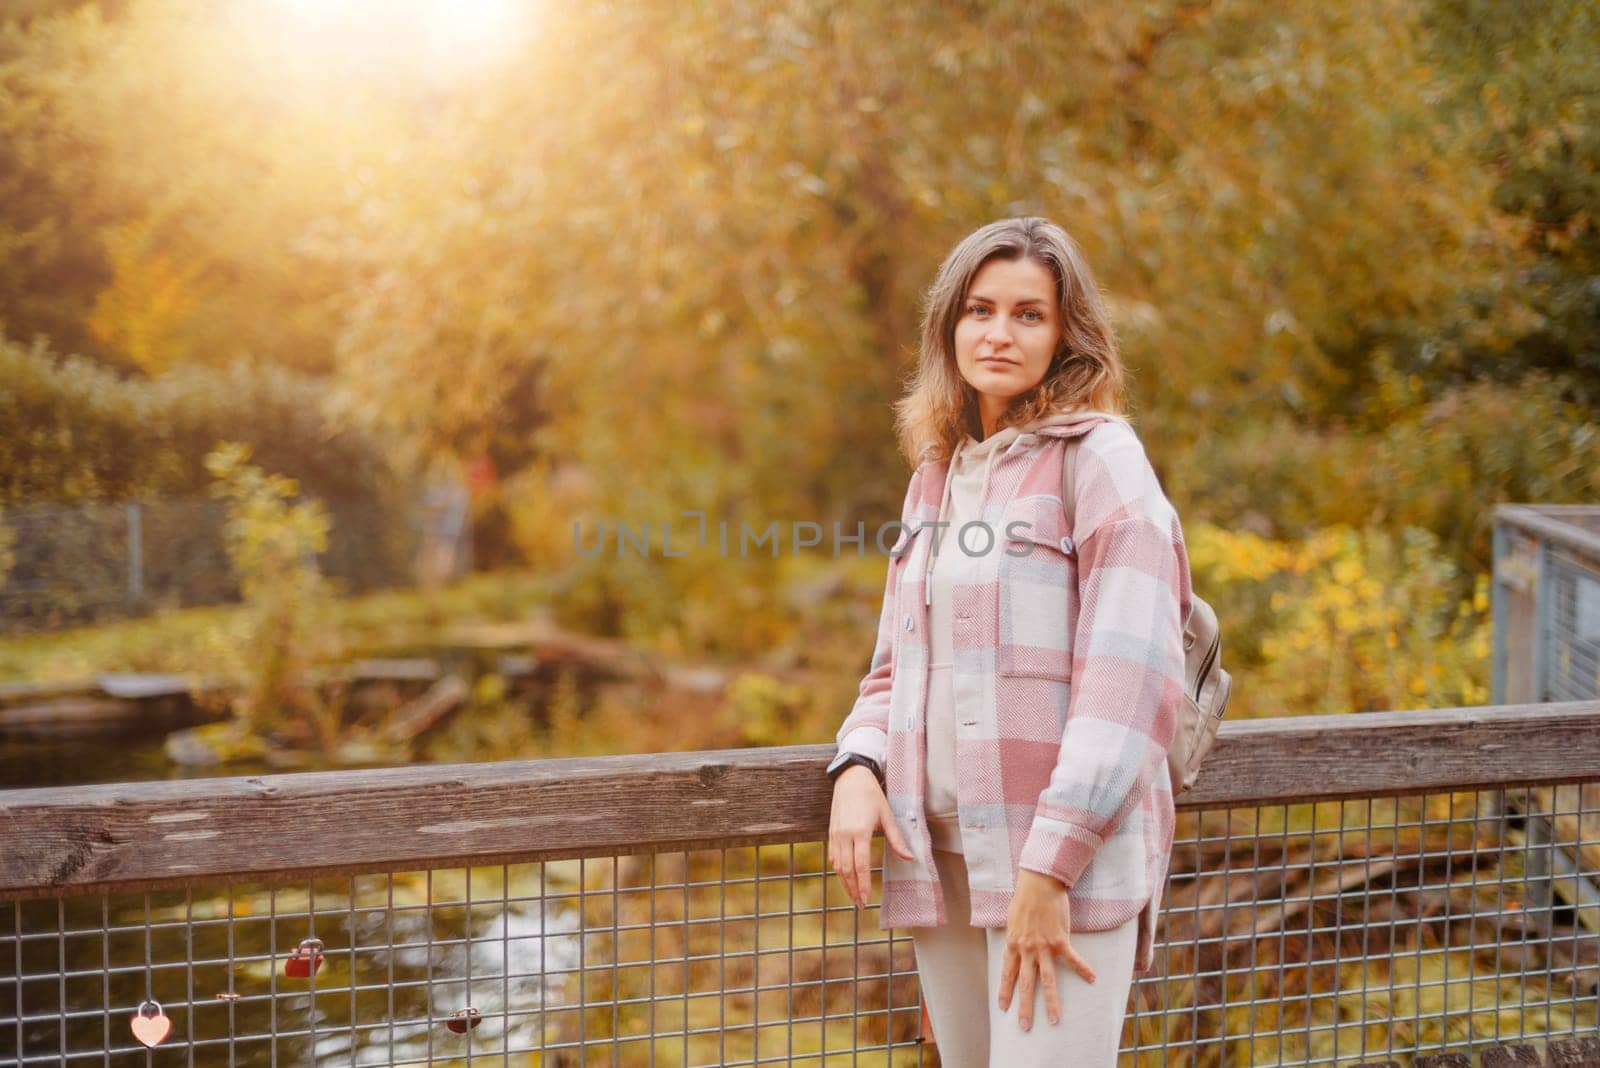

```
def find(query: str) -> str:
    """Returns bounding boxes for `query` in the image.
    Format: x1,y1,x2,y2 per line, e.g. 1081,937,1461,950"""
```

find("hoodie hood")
939,410,1129,525
925,410,1129,609
956,409,1129,459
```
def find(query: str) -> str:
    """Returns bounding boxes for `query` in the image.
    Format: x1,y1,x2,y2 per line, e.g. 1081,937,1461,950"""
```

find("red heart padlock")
130,999,171,1047
284,937,325,978
446,1007,483,1034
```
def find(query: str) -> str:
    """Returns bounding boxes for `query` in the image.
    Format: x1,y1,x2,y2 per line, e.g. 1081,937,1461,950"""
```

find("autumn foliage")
0,0,1595,722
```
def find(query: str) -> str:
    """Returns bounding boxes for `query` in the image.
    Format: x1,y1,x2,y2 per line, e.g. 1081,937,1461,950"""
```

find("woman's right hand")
828,765,915,906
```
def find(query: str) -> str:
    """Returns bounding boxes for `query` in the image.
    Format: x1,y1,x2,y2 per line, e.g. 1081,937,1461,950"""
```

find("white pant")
911,848,1139,1067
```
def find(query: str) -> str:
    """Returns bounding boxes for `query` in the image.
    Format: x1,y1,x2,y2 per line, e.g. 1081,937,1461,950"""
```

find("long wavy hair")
894,216,1128,465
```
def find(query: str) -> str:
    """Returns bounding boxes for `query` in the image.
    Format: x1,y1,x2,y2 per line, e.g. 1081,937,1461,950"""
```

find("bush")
1188,520,1491,717
1165,371,1600,578
1,334,401,509
0,337,416,624
204,442,340,743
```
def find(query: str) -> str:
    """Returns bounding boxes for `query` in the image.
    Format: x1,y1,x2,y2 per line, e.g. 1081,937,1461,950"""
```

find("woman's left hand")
998,869,1097,1031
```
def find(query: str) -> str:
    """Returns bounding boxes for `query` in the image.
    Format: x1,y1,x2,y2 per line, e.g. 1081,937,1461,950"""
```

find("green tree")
1420,0,1600,406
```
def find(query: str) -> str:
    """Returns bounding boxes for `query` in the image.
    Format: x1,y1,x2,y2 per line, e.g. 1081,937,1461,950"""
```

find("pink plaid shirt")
829,416,1191,976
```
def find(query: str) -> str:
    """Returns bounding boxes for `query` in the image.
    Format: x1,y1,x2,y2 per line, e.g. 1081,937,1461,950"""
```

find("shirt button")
1060,536,1075,554
904,615,914,631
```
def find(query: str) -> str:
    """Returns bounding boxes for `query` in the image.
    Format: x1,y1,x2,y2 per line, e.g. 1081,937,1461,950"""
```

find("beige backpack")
1058,420,1231,798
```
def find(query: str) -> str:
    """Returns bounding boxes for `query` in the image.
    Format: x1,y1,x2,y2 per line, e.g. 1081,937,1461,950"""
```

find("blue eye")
1021,309,1043,323
967,303,989,316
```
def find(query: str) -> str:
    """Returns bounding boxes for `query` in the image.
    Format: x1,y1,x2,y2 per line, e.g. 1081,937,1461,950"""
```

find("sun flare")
272,0,531,70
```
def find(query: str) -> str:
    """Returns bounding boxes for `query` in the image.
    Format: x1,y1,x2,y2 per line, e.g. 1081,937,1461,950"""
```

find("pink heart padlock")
130,999,171,1047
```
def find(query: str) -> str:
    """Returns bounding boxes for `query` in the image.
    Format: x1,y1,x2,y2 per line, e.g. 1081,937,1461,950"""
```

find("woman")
825,216,1192,1066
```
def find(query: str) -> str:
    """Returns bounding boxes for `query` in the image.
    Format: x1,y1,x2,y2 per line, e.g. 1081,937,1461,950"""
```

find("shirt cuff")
1017,817,1105,891
827,726,888,775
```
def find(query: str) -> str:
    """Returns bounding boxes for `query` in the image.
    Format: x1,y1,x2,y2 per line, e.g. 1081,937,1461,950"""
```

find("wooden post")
125,501,144,610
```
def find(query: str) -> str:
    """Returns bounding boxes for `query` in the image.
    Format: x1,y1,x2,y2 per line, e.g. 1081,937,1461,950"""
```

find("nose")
984,320,1013,348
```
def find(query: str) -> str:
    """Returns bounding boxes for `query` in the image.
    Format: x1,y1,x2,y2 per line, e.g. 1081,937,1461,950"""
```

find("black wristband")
827,752,884,785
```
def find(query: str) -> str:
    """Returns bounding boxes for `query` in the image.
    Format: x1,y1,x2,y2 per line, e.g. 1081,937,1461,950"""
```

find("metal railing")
3,700,1599,1065
1493,504,1600,706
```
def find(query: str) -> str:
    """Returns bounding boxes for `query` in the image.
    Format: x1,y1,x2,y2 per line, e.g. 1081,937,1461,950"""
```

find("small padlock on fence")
284,937,325,978
446,1007,483,1034
130,999,171,1048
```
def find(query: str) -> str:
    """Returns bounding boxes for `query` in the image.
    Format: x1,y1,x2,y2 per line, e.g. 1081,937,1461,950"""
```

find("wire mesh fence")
10,845,922,1066
0,487,471,631
1149,786,1598,1066
7,779,1599,1065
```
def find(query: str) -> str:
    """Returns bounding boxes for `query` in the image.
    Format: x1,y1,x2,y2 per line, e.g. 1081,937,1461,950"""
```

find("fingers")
1005,953,1067,1032
835,841,856,906
829,773,907,907
879,800,915,860
1038,961,1060,1027
1014,957,1037,1031
996,943,1017,1010
852,833,872,905
1064,942,1097,985
828,836,862,907
1000,941,1095,1032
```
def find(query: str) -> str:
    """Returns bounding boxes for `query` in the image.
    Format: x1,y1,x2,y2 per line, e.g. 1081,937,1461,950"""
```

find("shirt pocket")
997,497,1076,681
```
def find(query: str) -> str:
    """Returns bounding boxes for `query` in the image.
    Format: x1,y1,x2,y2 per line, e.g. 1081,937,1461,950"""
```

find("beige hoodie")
923,410,1118,854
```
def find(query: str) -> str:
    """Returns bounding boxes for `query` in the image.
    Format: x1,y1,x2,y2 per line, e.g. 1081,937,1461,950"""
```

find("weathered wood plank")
1182,700,1600,807
1,700,1595,900
1480,1044,1543,1067
1547,1035,1600,1067
0,745,836,899
1414,1055,1471,1068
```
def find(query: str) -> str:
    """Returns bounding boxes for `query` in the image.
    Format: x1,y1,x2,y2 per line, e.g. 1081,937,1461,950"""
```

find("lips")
978,357,1018,366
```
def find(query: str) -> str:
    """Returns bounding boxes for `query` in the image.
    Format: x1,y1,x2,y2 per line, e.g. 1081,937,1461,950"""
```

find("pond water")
13,868,591,1065
1,733,198,789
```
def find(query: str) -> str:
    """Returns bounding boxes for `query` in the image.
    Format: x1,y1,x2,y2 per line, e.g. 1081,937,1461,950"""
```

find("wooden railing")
3,700,1599,1066
7,701,1600,899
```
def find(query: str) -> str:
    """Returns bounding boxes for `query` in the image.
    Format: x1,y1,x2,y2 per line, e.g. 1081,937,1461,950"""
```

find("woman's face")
952,255,1064,414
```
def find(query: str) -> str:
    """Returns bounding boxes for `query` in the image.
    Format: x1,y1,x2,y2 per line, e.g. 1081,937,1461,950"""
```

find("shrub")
0,337,416,626
1188,520,1491,717
1165,371,1600,578
205,442,341,744
0,336,404,536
